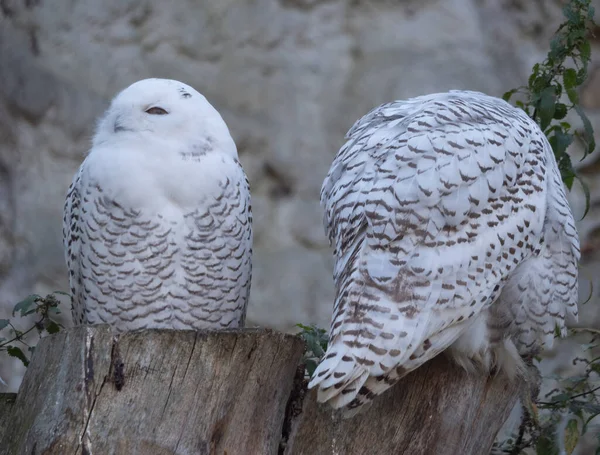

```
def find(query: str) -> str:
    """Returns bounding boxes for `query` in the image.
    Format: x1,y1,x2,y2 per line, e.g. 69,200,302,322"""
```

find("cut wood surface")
1,326,304,455
284,355,522,455
0,325,523,455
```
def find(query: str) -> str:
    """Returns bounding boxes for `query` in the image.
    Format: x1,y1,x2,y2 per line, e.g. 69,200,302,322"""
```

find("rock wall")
1,0,599,402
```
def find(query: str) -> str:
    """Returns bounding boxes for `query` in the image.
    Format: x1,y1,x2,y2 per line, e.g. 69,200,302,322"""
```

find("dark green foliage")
0,291,66,381
503,0,596,218
295,324,328,377
494,2,599,454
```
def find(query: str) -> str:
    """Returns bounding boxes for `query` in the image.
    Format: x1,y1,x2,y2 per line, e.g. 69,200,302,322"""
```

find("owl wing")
63,166,85,324
310,92,550,412
501,158,580,353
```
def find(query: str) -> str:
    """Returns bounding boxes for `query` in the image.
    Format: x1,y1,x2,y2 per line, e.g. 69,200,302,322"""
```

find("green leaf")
564,419,579,455
564,68,579,103
305,359,318,377
295,323,312,331
536,432,559,455
7,345,29,367
574,104,596,158
45,320,61,335
538,87,557,130
12,295,40,317
502,88,518,102
575,174,591,220
549,130,574,158
553,103,568,119
528,63,541,87
581,40,591,62
0,319,9,331
306,334,325,358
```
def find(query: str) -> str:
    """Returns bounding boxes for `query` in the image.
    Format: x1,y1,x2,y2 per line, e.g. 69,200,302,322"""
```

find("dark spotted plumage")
309,90,580,416
63,78,253,332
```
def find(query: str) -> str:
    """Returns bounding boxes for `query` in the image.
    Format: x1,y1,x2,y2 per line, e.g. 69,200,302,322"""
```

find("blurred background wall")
0,0,599,398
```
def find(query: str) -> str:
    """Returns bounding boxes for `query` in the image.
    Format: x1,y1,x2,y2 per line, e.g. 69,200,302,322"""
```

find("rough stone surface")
1,0,599,425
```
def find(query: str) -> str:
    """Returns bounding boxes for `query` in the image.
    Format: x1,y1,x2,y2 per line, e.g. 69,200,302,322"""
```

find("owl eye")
145,106,168,115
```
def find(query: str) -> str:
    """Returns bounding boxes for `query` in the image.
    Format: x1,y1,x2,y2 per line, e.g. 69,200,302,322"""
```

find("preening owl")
309,90,580,416
63,78,252,332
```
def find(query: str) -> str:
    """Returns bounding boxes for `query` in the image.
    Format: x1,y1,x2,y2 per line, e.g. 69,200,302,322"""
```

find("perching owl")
63,78,252,332
309,90,580,416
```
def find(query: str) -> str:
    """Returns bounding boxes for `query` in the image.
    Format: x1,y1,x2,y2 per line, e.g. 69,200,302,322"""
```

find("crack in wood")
110,336,125,391
278,363,308,455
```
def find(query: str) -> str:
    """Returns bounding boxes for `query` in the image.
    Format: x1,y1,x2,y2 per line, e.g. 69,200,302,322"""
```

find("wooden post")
0,326,523,455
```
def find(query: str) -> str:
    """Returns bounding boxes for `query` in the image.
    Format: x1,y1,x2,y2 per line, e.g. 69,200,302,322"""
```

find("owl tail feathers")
308,350,369,403
308,348,415,418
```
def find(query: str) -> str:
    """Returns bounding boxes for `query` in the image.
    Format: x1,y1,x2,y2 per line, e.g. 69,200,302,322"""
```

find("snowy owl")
309,90,580,416
63,78,252,332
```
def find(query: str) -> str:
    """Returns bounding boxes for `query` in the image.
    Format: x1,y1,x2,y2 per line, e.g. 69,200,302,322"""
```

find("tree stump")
0,326,304,455
0,326,523,455
283,356,522,455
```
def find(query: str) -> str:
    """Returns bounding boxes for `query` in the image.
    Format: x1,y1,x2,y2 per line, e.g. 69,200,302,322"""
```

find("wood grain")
1,326,304,455
0,326,523,455
284,354,522,455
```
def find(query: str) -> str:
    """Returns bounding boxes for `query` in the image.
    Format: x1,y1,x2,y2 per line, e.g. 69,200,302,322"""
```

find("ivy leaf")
12,295,40,317
7,345,29,367
564,419,579,455
0,319,9,331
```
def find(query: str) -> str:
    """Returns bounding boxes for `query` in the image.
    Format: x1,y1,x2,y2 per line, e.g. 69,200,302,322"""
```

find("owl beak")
113,114,133,133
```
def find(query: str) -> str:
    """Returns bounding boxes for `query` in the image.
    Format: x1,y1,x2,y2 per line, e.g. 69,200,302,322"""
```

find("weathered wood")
1,325,523,455
284,355,522,455
0,393,16,443
1,325,304,455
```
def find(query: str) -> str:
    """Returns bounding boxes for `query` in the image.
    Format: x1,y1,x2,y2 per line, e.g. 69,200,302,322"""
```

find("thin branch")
538,385,600,406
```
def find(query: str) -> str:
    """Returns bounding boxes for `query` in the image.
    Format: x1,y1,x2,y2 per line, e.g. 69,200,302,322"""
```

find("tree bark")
283,356,522,455
0,393,16,444
0,326,304,455
0,326,523,455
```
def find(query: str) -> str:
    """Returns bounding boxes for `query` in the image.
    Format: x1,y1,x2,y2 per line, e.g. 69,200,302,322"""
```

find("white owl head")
92,78,237,158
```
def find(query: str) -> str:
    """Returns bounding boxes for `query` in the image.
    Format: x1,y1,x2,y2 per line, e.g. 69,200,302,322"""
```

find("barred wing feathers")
310,91,579,415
